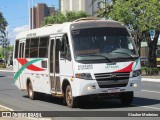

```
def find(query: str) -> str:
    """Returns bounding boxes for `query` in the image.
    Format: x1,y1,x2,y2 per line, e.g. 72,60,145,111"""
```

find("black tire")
65,85,78,108
119,91,133,106
27,82,38,100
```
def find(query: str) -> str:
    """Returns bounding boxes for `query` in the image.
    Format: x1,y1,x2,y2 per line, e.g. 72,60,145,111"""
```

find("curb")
0,70,14,73
142,78,160,82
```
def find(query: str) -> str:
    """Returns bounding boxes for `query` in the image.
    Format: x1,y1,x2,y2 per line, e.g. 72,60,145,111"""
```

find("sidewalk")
0,66,13,72
142,76,160,82
142,75,160,79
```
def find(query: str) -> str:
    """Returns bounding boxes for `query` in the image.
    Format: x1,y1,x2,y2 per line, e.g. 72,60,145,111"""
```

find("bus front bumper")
77,76,141,97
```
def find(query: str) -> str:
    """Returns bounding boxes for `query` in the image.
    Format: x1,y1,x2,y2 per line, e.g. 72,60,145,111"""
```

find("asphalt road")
0,71,160,120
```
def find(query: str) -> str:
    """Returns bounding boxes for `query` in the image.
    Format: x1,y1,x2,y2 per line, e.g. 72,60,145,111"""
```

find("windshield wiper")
89,54,112,62
112,51,136,60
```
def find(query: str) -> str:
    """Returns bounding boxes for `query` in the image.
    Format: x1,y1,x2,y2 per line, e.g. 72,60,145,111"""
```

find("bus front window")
71,27,138,63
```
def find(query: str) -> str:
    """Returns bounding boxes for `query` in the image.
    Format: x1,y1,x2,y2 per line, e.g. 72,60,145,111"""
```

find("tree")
95,0,160,68
0,11,8,39
94,0,116,18
0,11,8,64
41,12,66,26
41,11,89,26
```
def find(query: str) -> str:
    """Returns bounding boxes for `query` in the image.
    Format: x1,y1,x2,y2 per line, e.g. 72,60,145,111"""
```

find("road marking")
142,78,160,82
0,104,13,111
133,104,160,110
141,106,160,110
142,90,160,94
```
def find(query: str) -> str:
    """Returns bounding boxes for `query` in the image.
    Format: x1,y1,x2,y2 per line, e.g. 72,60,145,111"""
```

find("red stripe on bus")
17,58,45,71
115,62,134,73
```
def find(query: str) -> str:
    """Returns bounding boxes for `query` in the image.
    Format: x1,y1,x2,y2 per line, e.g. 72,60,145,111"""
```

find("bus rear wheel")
65,85,78,108
119,91,133,106
27,82,38,100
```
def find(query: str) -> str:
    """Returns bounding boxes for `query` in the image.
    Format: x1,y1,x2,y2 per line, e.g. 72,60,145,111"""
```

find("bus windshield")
71,27,138,63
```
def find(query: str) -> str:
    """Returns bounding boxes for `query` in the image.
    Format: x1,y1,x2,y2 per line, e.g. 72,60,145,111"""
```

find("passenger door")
49,36,61,94
16,40,25,90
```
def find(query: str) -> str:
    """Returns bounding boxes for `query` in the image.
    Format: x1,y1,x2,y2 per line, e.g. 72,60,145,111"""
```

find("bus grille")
94,72,130,88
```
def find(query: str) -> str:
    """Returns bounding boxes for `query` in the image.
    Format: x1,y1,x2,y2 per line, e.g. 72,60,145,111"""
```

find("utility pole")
28,0,34,29
28,0,30,29
32,0,34,29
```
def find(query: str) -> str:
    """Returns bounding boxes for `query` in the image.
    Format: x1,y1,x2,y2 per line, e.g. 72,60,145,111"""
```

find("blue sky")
0,0,59,44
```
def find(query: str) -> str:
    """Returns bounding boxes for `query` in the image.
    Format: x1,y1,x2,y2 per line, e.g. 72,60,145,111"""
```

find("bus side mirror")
60,42,66,59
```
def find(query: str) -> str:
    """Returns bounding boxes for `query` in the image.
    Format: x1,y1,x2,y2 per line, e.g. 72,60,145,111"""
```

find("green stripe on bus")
14,58,43,82
133,58,139,70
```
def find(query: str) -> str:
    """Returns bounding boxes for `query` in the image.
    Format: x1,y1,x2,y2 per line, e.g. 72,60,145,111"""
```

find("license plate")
107,88,120,93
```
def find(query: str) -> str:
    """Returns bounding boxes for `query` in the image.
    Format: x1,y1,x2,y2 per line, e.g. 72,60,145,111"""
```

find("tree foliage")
0,11,8,38
95,0,160,68
41,11,89,26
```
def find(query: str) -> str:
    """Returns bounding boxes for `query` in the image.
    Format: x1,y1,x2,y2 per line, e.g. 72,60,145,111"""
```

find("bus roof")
15,22,71,40
15,19,125,40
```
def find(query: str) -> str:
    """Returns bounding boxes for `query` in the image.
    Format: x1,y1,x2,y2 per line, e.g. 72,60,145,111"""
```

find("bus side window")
14,40,19,58
25,39,30,58
39,37,49,58
30,38,39,58
60,34,71,61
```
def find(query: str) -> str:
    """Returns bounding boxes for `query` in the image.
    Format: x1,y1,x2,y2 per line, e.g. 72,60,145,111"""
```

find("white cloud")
13,25,29,33
6,25,29,45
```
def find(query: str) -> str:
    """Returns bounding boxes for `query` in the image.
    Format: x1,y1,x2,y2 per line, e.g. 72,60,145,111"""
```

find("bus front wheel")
65,85,78,108
119,91,133,106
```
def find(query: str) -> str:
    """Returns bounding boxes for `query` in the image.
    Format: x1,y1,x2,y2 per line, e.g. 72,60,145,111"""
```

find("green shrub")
142,67,159,75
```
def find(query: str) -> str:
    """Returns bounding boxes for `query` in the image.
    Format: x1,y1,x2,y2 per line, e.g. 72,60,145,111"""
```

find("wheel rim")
66,88,72,106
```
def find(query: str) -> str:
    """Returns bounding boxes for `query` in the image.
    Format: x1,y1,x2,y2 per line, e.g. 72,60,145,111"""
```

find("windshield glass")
71,27,138,63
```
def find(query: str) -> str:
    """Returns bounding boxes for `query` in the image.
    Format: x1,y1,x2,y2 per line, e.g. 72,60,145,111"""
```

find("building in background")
30,3,57,29
60,0,102,16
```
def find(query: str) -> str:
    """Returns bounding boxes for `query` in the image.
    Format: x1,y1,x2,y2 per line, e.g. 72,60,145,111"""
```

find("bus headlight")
133,83,138,88
75,73,92,80
132,69,141,77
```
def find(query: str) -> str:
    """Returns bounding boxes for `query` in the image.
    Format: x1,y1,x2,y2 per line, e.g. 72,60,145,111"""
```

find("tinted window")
30,48,38,58
24,37,49,58
71,28,129,38
14,40,19,58
19,43,22,58
29,38,39,57
55,39,60,73
50,40,54,73
39,37,49,58
26,39,30,48
39,48,48,57
30,38,39,47
71,28,138,63
39,37,49,47
25,48,30,58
